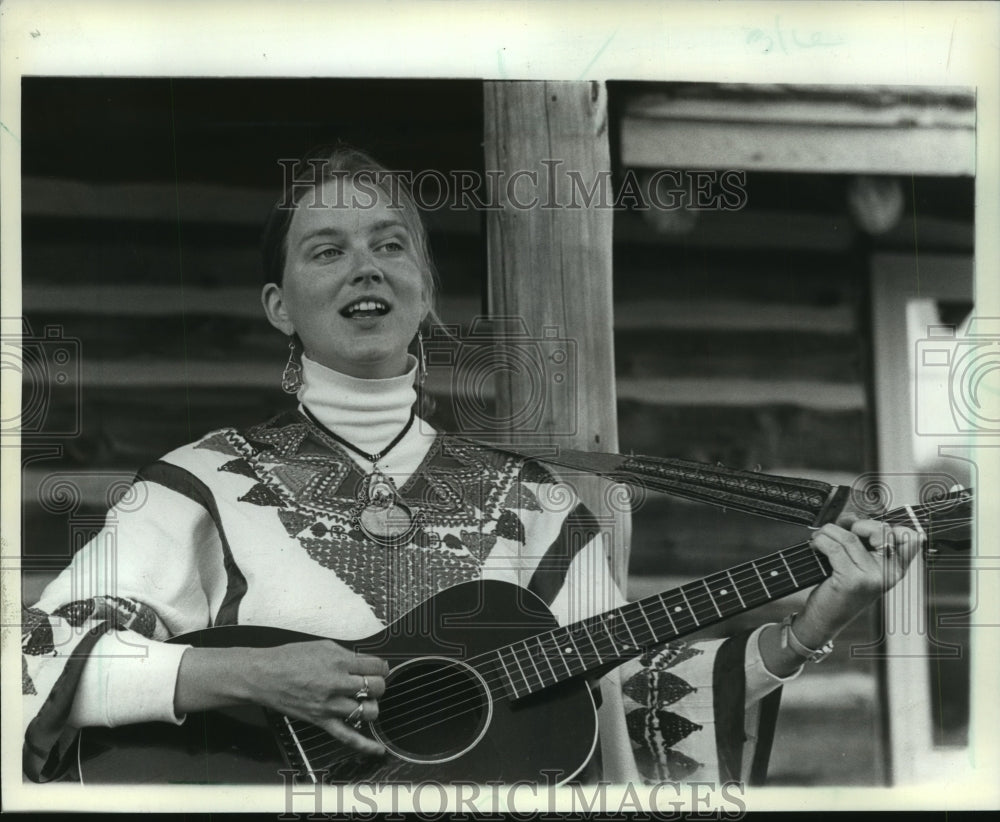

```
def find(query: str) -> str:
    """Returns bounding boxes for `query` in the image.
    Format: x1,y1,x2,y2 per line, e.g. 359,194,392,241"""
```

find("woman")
22,145,922,786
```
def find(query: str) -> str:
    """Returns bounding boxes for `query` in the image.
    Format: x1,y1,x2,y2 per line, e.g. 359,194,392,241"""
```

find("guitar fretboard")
493,541,831,699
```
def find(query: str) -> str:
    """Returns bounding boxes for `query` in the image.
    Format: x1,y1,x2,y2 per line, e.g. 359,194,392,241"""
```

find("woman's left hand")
790,514,925,650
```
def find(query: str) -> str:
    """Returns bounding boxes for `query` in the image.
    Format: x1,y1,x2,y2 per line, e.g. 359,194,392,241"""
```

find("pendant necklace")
302,406,421,547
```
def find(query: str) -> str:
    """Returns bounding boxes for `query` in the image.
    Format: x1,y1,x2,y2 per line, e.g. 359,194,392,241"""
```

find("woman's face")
262,180,430,379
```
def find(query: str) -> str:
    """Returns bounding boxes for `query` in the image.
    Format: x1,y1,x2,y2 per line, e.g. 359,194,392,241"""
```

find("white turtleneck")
296,353,437,485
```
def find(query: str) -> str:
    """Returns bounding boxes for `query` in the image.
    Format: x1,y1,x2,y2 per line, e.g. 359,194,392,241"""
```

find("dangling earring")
416,329,427,388
414,328,437,419
281,337,302,394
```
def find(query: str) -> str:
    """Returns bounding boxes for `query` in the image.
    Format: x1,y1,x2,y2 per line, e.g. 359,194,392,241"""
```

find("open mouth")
340,298,391,319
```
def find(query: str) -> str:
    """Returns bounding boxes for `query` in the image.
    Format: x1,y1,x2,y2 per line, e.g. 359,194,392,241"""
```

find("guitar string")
293,542,839,759
292,544,946,757
295,518,974,765
294,518,975,765
290,501,972,758
292,508,975,758
294,510,976,761
291,493,973,739
291,508,973,756
288,543,824,752
296,497,972,736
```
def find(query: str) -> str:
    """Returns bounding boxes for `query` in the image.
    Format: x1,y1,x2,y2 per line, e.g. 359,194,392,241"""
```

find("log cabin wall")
19,77,488,594
18,78,974,787
608,81,974,786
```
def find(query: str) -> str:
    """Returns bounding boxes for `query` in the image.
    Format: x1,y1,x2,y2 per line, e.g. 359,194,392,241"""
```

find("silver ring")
346,701,364,728
355,675,370,701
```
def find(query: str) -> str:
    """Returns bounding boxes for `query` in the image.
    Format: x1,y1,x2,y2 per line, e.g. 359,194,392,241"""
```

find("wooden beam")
622,118,975,176
621,85,976,176
616,378,865,409
20,177,480,235
625,85,976,129
483,80,629,585
22,285,479,322
868,251,974,784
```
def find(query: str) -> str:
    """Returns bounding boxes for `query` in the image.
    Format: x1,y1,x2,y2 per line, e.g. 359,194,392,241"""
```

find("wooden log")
614,329,861,382
483,80,629,585
22,223,484,292
612,245,863,305
621,84,975,177
616,401,868,472
622,119,975,176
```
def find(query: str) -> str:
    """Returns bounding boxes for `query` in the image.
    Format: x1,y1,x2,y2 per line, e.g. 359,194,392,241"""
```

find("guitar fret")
604,611,637,653
703,579,723,618
791,547,824,585
564,627,585,666
811,549,826,575
601,616,618,656
495,648,520,697
726,569,747,609
505,645,531,695
758,556,790,596
658,594,679,634
666,589,699,631
679,587,700,626
779,552,799,586
568,624,597,670
520,640,545,689
620,607,642,647
580,623,604,664
597,616,622,660
551,630,579,677
753,561,772,597
635,600,659,643
536,635,558,682
707,571,743,618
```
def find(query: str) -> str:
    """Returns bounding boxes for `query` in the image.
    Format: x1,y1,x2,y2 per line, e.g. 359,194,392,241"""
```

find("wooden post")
483,81,629,586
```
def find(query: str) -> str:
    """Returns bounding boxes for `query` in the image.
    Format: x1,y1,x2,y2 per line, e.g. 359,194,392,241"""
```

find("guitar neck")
492,486,973,700
493,540,830,700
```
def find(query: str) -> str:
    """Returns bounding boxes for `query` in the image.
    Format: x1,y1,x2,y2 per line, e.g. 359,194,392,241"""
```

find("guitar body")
77,580,599,785
76,486,973,786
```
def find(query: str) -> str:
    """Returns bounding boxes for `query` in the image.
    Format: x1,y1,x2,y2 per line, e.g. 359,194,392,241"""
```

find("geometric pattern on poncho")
624,641,706,782
299,533,484,625
218,417,543,626
626,708,702,749
20,596,161,695
633,745,704,782
623,669,697,706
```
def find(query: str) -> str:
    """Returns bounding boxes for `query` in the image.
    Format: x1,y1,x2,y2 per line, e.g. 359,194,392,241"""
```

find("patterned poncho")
22,359,788,785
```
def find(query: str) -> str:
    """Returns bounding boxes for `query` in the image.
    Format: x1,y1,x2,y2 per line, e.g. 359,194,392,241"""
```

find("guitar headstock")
921,486,973,556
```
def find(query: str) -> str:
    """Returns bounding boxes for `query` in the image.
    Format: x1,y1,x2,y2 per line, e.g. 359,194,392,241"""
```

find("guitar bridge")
270,712,317,783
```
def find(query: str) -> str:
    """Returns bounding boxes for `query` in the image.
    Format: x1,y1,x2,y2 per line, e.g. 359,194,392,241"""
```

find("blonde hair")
260,143,441,328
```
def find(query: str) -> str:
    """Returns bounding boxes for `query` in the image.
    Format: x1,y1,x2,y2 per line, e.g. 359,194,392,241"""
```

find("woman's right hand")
248,640,389,755
174,640,389,756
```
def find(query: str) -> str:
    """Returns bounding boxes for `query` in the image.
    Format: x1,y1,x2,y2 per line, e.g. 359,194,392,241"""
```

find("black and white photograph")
2,0,998,814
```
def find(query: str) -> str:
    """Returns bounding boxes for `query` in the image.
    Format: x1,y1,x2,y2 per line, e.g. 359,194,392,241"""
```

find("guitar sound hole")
373,656,491,763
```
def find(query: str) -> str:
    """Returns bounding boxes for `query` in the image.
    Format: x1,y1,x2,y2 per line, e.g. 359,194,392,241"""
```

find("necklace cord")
302,405,416,465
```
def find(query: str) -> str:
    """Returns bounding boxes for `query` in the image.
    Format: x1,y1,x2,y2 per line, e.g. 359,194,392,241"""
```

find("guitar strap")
451,436,850,528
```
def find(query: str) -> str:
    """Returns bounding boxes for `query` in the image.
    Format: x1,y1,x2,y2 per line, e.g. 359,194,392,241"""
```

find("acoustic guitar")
77,488,972,786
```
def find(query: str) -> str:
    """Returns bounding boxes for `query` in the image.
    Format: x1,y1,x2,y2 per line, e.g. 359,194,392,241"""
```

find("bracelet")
780,612,834,663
